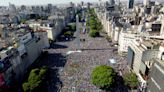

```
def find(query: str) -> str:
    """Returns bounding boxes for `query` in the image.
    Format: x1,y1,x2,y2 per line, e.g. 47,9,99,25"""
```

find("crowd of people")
47,31,129,92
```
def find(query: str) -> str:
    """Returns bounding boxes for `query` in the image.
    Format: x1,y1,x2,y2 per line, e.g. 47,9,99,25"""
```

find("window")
161,52,164,60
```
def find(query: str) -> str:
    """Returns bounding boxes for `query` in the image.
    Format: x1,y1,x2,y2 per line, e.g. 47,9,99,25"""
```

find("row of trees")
87,9,103,37
22,67,48,92
63,23,76,37
91,65,138,91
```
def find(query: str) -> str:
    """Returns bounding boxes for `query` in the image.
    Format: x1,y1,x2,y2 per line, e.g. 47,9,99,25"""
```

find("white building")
28,19,65,41
160,16,164,36
118,26,140,54
143,0,150,6
127,39,160,91
40,21,62,41
158,42,164,60
113,27,121,42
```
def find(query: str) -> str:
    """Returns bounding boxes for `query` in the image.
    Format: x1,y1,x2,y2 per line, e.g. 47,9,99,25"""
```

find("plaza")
40,30,128,92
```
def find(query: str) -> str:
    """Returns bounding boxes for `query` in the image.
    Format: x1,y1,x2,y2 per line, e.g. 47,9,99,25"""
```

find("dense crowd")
45,31,128,92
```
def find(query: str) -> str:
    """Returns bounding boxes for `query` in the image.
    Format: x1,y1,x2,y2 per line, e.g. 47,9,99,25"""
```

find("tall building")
21,5,26,11
143,0,149,6
69,2,74,7
9,3,16,13
109,0,115,5
47,4,52,13
81,1,84,6
128,0,134,9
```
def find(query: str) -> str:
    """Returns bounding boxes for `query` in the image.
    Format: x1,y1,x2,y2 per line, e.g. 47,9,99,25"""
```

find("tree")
89,29,99,37
87,9,102,31
22,83,30,92
22,67,48,92
105,35,112,42
91,65,116,89
70,23,76,31
64,31,73,37
123,72,138,89
20,19,26,24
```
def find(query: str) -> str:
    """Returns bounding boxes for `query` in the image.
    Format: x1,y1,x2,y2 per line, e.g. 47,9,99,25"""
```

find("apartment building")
118,26,140,54
147,42,164,92
127,39,160,91
0,26,49,91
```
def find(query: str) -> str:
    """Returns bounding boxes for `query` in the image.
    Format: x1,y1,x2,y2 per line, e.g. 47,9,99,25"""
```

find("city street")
39,29,129,92
0,1,163,92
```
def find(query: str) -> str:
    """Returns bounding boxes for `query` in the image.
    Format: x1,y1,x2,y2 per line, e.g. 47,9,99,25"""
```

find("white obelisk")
76,14,80,50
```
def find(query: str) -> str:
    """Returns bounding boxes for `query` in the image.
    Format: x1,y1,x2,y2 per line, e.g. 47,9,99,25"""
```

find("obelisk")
75,14,80,50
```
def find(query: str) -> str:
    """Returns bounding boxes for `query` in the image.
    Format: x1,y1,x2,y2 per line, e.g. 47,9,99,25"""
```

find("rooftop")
15,28,32,37
134,38,161,51
142,39,160,48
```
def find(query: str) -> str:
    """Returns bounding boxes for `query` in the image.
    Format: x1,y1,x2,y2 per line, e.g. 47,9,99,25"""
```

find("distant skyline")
1,0,98,6
0,0,162,6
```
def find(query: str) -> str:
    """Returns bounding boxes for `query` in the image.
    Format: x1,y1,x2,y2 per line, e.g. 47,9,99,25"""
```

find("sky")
0,0,162,6
0,0,99,6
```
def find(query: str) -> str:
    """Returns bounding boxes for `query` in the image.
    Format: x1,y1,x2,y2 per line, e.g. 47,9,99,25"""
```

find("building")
47,4,52,13
95,1,120,39
118,26,140,54
109,0,115,5
147,43,164,92
28,18,65,41
128,0,134,9
112,27,121,42
143,0,150,6
40,20,64,41
145,6,152,15
0,25,50,91
127,38,160,91
0,47,22,86
9,3,17,14
160,16,164,36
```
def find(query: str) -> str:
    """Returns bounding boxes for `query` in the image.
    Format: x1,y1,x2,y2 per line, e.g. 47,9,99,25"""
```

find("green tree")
123,72,138,89
70,23,76,31
87,9,102,31
91,65,116,89
64,31,73,37
20,19,26,24
22,83,30,92
89,29,99,37
22,68,47,92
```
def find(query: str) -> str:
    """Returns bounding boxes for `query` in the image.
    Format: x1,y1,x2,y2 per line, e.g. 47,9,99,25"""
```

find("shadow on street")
47,68,63,92
34,52,67,68
49,43,68,49
57,37,76,42
105,75,129,92
81,48,115,51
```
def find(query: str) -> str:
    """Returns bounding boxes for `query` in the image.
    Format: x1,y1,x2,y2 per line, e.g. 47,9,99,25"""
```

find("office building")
128,0,134,9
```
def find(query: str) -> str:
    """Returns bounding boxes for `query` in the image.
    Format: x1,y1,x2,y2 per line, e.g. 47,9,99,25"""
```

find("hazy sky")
0,0,161,6
0,0,99,6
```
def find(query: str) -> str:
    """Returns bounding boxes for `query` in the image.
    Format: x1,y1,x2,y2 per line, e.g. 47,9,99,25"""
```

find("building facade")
147,43,164,92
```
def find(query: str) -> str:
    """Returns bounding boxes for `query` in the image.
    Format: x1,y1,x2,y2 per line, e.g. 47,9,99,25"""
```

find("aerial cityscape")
0,0,164,92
